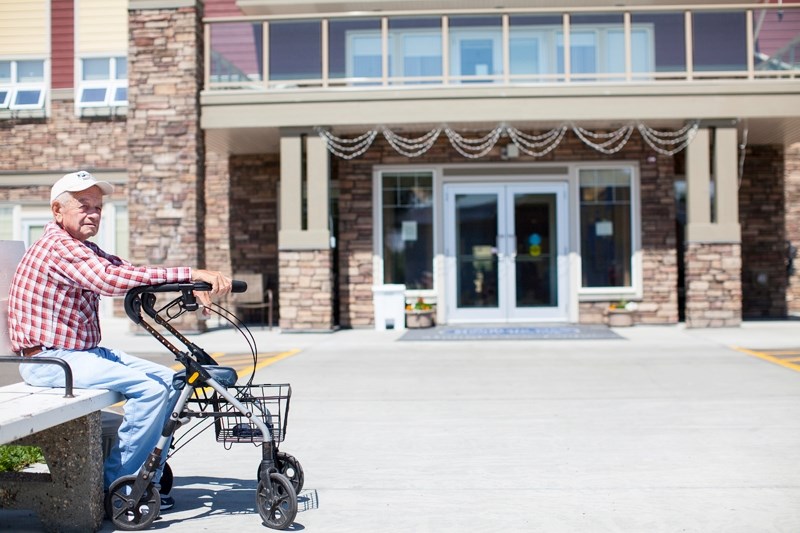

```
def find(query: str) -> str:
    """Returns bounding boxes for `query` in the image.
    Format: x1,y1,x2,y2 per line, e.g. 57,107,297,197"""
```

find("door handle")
508,235,517,258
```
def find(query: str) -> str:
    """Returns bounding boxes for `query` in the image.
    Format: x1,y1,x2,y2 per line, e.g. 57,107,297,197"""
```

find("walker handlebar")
147,280,248,294
124,280,248,324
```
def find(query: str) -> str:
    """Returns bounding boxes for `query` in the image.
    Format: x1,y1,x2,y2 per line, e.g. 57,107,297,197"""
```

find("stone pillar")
685,243,742,327
205,149,232,274
278,130,334,330
127,0,205,327
127,2,204,268
786,143,800,313
279,249,334,331
684,125,742,327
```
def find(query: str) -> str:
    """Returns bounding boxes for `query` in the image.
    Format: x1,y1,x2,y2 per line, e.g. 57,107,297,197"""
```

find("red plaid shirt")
8,221,191,351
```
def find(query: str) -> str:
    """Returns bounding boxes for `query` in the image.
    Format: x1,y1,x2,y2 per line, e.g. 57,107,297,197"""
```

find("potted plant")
406,298,436,328
606,300,637,327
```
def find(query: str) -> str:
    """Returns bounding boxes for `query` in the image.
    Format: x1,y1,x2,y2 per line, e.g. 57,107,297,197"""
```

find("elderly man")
7,170,232,511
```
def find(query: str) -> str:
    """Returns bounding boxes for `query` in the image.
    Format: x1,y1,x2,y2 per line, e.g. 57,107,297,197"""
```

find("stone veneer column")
127,1,205,325
278,131,334,330
684,126,742,327
279,250,334,331
684,243,742,327
785,143,800,313
204,149,232,274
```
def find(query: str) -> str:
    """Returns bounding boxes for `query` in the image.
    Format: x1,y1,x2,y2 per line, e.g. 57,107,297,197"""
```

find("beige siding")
77,0,127,55
0,0,48,56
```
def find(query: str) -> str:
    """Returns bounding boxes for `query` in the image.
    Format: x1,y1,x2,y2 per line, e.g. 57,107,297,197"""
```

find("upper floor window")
77,56,127,109
0,60,46,110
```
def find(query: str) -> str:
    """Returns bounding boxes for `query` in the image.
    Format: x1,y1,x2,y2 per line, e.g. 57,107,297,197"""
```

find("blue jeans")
19,347,178,489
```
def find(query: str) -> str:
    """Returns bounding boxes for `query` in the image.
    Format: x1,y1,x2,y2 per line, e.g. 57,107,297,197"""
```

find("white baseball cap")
50,171,114,204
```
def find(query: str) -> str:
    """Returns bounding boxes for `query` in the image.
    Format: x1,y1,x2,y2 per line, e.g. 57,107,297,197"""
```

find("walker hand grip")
192,280,248,293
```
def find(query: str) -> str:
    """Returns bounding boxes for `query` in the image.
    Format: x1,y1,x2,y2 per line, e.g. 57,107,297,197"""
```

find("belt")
18,346,46,357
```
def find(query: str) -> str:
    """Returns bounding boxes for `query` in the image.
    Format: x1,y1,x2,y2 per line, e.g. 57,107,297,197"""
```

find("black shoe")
160,495,175,511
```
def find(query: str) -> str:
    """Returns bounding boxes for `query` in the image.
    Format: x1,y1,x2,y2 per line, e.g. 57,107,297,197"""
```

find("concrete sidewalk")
5,320,800,532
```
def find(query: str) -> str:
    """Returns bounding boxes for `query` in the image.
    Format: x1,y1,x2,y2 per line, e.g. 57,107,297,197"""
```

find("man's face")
53,186,104,242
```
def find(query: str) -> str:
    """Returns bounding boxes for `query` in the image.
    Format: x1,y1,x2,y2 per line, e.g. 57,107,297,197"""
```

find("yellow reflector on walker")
188,372,200,384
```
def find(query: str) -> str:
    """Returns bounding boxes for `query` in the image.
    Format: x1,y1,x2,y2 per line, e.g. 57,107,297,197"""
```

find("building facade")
1,0,799,331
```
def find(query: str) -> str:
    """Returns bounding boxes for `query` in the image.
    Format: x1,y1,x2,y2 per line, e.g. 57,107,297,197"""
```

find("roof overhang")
201,80,800,154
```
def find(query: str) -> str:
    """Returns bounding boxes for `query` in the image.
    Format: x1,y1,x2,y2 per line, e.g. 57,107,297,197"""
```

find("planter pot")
606,309,634,327
406,310,435,328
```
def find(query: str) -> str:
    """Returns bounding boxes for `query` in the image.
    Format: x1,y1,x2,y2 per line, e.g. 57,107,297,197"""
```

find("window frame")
575,162,642,302
76,55,128,109
373,167,438,297
0,59,48,111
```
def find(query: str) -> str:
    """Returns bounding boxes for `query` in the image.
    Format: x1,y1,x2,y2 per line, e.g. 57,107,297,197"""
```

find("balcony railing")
203,5,800,92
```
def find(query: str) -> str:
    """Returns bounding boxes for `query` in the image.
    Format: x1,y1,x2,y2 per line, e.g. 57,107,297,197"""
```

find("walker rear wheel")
256,473,297,530
276,451,304,494
105,476,160,531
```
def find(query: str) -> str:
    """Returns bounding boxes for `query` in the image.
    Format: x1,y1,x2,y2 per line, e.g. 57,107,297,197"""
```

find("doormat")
398,324,622,341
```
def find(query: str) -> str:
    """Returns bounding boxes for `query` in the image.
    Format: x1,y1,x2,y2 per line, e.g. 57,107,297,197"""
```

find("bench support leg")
0,412,105,532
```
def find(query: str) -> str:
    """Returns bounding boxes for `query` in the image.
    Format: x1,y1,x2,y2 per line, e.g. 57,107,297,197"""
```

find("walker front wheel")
105,476,160,531
256,473,297,530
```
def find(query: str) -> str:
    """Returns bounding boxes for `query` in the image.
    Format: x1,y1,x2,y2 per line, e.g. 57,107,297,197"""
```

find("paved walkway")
4,320,800,532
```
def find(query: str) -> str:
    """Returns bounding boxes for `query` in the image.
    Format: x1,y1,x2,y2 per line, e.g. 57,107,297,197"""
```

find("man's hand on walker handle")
191,269,234,313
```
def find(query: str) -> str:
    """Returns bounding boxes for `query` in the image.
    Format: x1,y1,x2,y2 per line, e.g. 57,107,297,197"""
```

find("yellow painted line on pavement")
732,346,800,373
171,348,301,382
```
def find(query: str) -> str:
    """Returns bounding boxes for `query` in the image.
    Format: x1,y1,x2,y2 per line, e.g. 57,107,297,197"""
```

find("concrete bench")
0,381,123,532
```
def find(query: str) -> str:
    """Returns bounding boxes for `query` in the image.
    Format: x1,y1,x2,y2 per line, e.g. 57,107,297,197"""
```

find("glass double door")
444,183,568,322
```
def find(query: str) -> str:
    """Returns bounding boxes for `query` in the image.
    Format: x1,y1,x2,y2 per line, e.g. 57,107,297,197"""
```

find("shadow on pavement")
137,476,317,531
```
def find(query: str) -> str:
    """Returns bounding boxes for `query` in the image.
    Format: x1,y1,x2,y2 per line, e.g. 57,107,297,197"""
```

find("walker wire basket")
213,383,291,444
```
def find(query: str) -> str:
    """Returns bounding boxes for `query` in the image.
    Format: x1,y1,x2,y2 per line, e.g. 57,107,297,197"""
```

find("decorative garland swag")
317,121,700,160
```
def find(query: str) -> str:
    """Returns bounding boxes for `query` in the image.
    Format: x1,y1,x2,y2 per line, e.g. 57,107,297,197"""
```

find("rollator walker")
104,281,303,531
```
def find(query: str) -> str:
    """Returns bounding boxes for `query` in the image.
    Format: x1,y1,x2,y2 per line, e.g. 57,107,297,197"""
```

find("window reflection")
580,168,633,288
382,172,434,290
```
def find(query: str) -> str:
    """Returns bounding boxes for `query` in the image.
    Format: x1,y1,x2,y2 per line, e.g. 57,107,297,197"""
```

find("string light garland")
383,128,442,158
317,122,701,160
317,128,378,160
637,122,700,156
444,126,505,159
506,125,569,157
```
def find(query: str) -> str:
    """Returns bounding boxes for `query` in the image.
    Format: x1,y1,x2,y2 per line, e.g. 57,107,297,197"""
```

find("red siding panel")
51,0,74,89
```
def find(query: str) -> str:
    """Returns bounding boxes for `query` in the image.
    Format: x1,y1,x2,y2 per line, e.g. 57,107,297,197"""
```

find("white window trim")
76,56,128,111
10,84,46,110
0,59,48,111
373,166,439,299
0,87,10,108
574,162,643,302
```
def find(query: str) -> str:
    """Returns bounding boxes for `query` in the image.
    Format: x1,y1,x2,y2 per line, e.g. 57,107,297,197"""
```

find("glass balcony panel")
631,12,686,75
569,14,623,80
509,15,563,82
269,21,322,83
449,16,503,83
693,11,748,72
210,22,263,84
330,18,382,83
390,17,442,84
754,8,800,72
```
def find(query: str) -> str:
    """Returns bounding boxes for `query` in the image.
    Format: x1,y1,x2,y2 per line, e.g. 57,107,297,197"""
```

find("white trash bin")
372,284,406,331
